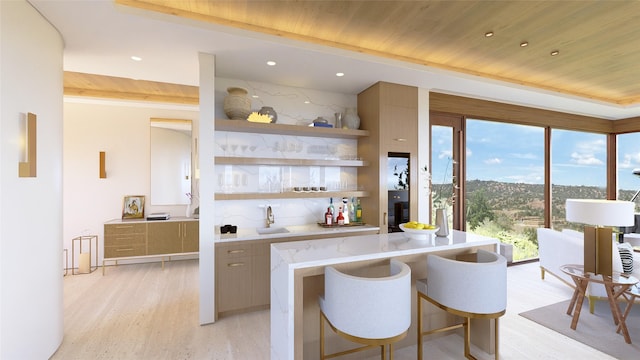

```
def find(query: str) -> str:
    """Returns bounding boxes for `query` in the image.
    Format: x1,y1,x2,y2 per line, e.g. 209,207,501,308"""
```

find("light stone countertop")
214,223,380,243
270,229,498,269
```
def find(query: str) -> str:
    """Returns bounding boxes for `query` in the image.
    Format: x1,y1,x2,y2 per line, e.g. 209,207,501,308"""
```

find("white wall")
0,1,64,357
62,72,359,325
63,101,198,265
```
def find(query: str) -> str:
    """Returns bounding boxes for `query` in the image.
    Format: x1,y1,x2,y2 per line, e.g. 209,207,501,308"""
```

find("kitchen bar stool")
417,250,507,360
319,259,411,359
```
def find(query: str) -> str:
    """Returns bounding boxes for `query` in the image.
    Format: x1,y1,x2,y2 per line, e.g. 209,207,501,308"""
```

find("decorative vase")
343,108,360,129
258,106,277,123
223,87,251,120
186,203,192,218
435,208,449,237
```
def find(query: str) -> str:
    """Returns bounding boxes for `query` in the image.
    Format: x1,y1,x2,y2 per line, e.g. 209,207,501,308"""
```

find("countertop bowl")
399,223,439,240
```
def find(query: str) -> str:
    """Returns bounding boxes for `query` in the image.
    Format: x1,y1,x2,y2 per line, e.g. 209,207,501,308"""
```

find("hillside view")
434,180,638,261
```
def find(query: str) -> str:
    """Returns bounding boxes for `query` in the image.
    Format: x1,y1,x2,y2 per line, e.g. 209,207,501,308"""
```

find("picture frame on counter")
122,195,145,220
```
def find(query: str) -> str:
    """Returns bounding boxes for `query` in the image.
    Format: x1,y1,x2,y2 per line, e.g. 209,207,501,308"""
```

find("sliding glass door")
430,113,463,231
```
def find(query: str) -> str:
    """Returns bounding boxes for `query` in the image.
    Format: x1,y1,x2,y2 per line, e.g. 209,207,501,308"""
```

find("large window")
551,130,607,230
617,133,640,209
465,120,544,262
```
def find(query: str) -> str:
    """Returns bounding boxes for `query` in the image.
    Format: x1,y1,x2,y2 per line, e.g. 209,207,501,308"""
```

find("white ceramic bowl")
399,223,439,240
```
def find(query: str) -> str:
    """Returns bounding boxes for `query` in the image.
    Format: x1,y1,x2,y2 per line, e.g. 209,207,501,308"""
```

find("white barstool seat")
417,250,507,360
319,259,411,360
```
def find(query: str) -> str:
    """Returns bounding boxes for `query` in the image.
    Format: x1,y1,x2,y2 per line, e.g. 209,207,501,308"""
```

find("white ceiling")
30,0,640,120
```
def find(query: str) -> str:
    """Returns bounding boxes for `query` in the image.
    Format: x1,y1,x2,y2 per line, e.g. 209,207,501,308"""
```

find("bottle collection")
324,197,363,226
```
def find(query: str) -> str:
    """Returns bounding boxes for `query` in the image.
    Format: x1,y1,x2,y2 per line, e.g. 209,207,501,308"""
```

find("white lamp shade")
565,199,635,226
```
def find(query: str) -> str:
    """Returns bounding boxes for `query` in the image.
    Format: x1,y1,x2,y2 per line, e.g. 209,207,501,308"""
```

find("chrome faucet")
266,206,275,227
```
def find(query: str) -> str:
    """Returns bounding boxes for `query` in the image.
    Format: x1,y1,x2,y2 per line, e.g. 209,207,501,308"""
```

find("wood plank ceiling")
70,1,640,106
64,71,199,105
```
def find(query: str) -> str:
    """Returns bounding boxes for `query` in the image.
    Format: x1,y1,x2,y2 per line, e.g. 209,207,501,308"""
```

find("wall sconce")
99,151,106,178
18,112,37,178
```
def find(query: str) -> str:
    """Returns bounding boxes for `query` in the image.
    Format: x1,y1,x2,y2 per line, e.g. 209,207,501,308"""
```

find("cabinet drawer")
104,234,145,247
104,244,146,258
216,243,253,259
104,223,146,236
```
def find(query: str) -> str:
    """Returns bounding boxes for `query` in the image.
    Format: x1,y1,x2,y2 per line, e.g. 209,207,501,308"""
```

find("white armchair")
319,259,411,359
417,250,507,360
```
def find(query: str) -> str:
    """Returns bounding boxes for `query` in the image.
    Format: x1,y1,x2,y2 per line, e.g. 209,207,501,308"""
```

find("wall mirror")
150,118,192,205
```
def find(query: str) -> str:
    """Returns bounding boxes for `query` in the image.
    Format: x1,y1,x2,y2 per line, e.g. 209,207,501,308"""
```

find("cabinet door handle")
227,262,245,267
383,212,387,225
228,249,246,254
116,248,134,252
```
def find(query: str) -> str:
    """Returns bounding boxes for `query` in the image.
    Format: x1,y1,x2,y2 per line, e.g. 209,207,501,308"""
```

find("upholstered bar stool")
417,249,507,360
319,259,411,360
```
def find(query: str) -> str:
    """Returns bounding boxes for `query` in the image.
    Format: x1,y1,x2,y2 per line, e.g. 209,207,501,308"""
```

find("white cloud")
484,158,502,165
570,151,603,165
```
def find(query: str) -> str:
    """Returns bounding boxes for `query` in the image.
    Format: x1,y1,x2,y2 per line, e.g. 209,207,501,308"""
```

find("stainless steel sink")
256,227,290,235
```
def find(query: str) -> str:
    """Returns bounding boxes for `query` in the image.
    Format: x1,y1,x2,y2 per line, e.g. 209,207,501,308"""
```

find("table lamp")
565,199,634,276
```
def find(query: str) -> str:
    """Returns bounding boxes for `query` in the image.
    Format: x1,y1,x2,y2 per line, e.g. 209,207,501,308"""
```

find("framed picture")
122,195,145,220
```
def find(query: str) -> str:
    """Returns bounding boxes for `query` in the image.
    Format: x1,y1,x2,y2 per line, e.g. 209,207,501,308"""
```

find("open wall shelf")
215,119,369,139
215,190,369,201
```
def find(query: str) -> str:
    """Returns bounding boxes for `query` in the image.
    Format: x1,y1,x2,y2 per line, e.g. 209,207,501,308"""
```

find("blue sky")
430,120,640,192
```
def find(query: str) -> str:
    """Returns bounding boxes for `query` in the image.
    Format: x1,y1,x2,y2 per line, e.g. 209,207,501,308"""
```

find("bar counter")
270,230,500,359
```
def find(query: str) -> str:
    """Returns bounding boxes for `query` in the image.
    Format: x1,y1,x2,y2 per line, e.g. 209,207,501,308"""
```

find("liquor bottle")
337,207,345,225
325,207,333,226
329,198,335,223
342,197,350,224
355,198,362,222
349,197,356,222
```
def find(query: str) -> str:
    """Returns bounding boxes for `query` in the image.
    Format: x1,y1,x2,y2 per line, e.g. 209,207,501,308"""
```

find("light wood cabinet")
182,221,199,253
215,242,254,313
104,223,147,258
357,81,419,233
147,221,183,255
104,219,199,260
251,242,271,307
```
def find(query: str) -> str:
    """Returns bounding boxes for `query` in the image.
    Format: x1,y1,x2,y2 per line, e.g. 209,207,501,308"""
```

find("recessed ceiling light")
336,72,345,77
130,56,142,61
550,50,560,56
266,60,276,66
304,100,310,104
520,41,529,47
484,31,494,37
252,95,259,98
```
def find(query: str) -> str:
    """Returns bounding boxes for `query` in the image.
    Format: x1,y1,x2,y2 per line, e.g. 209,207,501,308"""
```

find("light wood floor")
51,260,616,360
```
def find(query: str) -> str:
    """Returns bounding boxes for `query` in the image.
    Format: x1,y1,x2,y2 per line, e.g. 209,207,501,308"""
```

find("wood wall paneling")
430,92,613,133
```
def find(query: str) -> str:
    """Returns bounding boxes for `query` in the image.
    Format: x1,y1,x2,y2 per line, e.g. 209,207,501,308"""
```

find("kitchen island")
270,230,500,360
214,224,380,318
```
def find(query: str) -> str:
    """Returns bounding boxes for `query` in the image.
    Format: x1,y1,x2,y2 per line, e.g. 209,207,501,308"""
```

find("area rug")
520,299,640,359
